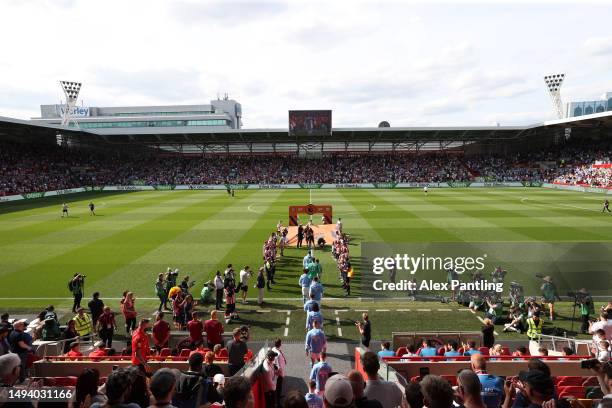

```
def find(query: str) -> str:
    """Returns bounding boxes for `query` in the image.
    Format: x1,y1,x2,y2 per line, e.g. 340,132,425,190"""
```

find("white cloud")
0,1,611,127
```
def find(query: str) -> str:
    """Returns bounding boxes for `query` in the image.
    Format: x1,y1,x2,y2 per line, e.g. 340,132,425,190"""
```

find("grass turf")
1,188,611,341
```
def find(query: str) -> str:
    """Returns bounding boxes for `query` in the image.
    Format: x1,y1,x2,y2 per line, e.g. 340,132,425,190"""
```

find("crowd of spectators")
5,139,612,196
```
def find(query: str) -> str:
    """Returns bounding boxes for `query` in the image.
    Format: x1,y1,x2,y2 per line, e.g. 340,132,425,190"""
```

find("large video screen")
289,110,332,136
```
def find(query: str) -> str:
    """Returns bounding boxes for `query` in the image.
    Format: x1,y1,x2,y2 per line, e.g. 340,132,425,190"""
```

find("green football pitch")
1,187,611,341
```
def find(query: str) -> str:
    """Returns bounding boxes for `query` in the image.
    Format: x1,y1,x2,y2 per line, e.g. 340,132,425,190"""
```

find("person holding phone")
356,313,371,348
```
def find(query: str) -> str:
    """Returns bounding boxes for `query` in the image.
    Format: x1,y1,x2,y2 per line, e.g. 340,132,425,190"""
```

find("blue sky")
0,0,611,128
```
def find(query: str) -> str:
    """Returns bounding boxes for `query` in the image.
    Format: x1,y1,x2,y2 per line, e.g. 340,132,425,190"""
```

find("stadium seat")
53,377,78,387
557,386,586,399
479,347,489,355
179,348,191,358
244,349,254,362
395,347,407,357
556,376,585,386
216,348,229,358
582,377,598,387
160,348,171,357
437,347,446,356
501,346,511,356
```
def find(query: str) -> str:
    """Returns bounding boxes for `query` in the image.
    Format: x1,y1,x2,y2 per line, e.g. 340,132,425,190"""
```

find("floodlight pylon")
543,74,565,119
59,81,82,127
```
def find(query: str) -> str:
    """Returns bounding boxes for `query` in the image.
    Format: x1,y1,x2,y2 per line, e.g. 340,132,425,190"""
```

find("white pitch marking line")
397,309,411,312
334,310,338,315
437,309,452,312
336,316,342,337
375,309,390,312
336,309,349,313
355,309,369,312
417,309,431,312
285,317,290,325
257,309,271,313
284,327,289,337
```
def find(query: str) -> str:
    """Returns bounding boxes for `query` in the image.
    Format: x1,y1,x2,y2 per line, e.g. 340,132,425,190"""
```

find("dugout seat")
557,386,586,399
395,347,407,357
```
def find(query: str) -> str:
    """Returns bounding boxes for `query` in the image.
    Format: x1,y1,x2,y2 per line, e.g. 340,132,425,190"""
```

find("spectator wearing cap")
306,379,324,408
310,351,333,396
89,341,108,362
223,376,253,408
471,354,504,408
504,370,555,408
73,307,93,339
153,312,171,352
0,353,21,387
306,320,327,366
150,368,178,408
66,341,83,360
262,349,280,407
323,374,354,408
361,350,404,408
272,338,287,406
8,320,32,382
421,375,455,408
131,318,151,369
347,369,383,408
210,373,226,404
204,310,224,349
227,327,248,375
0,324,10,355
175,353,209,407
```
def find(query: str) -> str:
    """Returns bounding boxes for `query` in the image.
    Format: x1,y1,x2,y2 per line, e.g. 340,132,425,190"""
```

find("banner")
256,184,301,189
321,183,375,189
544,183,612,194
447,182,472,188
102,186,155,191
522,181,544,187
153,185,176,191
175,185,227,190
85,186,105,192
225,184,249,190
0,194,24,202
374,182,398,189
44,188,87,197
299,183,323,189
22,192,45,199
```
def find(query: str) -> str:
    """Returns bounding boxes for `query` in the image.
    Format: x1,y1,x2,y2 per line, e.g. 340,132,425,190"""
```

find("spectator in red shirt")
97,306,116,348
152,312,170,353
204,310,224,349
131,318,151,369
89,341,108,362
66,341,83,360
187,312,204,348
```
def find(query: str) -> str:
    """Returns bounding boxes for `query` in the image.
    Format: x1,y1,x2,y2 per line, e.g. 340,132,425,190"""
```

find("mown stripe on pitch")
79,189,284,302
0,191,230,296
0,191,165,239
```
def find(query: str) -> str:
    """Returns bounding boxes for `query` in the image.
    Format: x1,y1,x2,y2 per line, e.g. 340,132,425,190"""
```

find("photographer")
540,276,561,321
355,312,371,348
576,288,595,334
69,273,85,313
155,273,168,313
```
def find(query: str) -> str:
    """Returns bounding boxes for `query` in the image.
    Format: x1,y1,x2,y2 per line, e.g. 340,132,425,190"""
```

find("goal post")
289,204,332,226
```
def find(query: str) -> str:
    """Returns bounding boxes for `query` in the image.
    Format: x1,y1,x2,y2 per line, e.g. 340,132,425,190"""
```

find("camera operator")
164,268,179,309
69,273,86,313
540,276,561,321
575,288,595,334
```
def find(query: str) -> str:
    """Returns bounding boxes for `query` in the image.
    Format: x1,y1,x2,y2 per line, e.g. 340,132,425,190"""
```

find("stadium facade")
567,91,612,117
31,98,242,131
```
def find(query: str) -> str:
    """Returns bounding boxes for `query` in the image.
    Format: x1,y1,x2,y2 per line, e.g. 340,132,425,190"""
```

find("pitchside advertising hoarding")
289,110,332,137
361,242,612,299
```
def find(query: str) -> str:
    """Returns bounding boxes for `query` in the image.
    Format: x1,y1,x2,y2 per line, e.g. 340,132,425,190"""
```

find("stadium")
1,2,612,408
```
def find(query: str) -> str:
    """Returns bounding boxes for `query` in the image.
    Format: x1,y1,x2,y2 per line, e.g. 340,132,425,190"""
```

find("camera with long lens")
567,291,590,304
